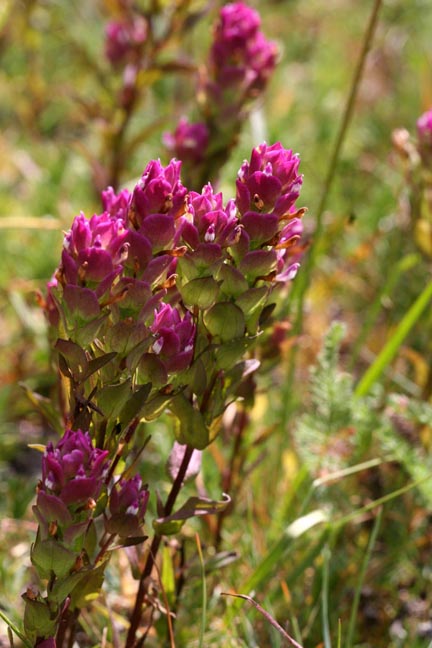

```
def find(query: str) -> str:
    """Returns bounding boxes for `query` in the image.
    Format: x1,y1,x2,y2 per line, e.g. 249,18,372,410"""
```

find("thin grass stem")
322,545,332,648
345,507,383,648
195,532,207,648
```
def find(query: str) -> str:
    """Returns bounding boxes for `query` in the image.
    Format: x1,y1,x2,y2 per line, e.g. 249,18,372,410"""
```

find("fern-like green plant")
295,321,432,504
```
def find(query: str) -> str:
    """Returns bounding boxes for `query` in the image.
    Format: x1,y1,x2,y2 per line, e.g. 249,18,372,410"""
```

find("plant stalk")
125,444,194,648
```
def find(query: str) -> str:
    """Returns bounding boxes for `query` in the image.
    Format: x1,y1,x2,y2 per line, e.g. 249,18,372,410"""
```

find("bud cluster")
164,2,278,188
24,430,149,645
392,108,432,258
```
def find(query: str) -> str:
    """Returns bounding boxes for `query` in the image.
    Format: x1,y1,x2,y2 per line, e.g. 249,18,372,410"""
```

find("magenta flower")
236,142,303,218
129,159,187,252
181,184,241,250
105,16,147,66
106,475,149,537
61,211,128,297
417,109,432,146
101,186,131,223
417,109,432,165
164,118,209,165
207,2,277,109
40,429,109,508
150,303,196,373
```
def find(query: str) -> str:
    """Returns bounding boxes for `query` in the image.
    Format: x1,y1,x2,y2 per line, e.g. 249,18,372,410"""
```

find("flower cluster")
46,143,303,387
26,429,149,644
206,2,277,115
39,428,109,510
163,118,210,167
105,475,149,538
105,15,147,66
164,2,277,189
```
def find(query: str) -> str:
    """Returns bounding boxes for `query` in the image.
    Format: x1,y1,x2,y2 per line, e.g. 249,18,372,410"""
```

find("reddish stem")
125,444,194,648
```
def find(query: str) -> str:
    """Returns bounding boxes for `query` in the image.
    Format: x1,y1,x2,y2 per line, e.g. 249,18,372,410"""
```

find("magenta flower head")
129,159,187,252
209,2,277,104
236,142,303,218
101,186,131,223
105,16,147,66
417,109,432,165
164,118,209,166
181,184,241,251
150,303,196,373
40,429,109,508
60,211,128,298
106,475,149,538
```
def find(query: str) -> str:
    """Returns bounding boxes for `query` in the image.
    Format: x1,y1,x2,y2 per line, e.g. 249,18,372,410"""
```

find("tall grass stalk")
321,544,333,648
345,507,383,648
355,280,432,397
195,533,207,648
281,0,384,426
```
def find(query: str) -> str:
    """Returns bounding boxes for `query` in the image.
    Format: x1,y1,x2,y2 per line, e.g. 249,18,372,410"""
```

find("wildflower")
60,211,128,297
236,142,303,218
164,118,209,166
106,475,149,537
40,429,109,509
206,2,277,113
417,109,432,165
150,303,196,373
105,16,147,66
129,159,187,252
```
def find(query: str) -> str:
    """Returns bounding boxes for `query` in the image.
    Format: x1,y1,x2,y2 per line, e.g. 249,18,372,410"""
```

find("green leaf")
118,382,153,426
136,354,168,387
169,393,210,449
69,561,109,609
161,545,176,608
179,276,220,309
55,338,88,381
31,538,77,578
48,572,88,605
217,263,249,298
23,597,58,641
203,302,245,342
81,352,117,382
96,380,133,420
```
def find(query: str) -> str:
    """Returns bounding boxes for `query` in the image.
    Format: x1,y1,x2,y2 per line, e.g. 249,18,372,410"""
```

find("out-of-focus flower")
105,16,147,66
150,303,196,373
164,118,209,166
106,475,149,537
417,109,432,165
40,429,109,508
35,637,56,648
206,2,277,113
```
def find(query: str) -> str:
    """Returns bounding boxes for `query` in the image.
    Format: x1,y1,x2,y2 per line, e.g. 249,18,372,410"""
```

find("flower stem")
125,444,194,648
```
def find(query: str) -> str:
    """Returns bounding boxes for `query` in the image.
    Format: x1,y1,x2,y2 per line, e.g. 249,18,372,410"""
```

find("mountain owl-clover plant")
24,3,306,646
30,142,304,646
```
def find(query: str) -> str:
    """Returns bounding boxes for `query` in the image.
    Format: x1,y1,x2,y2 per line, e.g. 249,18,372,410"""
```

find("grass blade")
355,280,432,397
345,508,383,648
322,545,332,648
195,532,207,648
0,609,32,648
